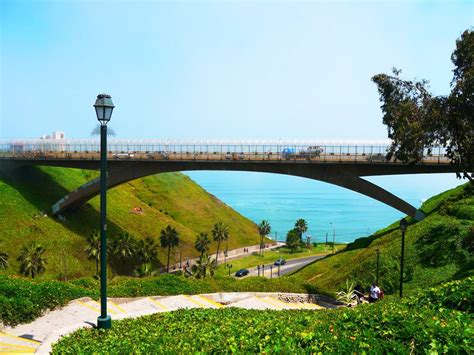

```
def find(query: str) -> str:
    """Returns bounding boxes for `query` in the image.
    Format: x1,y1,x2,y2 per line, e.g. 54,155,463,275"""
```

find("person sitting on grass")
369,282,381,303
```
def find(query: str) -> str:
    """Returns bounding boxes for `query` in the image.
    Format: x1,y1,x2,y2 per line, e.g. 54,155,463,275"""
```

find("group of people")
354,282,384,304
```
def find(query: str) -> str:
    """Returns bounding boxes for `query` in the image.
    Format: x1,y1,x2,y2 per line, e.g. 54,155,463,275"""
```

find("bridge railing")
0,140,449,164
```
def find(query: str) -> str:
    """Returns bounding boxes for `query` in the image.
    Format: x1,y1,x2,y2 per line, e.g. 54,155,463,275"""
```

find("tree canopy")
372,29,473,181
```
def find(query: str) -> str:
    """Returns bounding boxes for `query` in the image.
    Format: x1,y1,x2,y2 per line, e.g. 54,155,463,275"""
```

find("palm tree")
133,262,158,277
258,220,271,256
111,232,137,273
84,230,100,277
17,241,47,278
0,250,8,270
295,219,308,241
137,236,159,264
195,232,211,257
160,225,180,273
192,253,217,279
211,222,229,265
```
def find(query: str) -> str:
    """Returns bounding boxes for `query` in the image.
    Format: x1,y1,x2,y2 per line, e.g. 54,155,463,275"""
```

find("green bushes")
0,276,93,326
52,278,473,354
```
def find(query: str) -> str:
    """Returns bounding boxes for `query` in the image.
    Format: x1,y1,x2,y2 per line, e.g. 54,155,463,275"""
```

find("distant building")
40,131,65,140
38,131,66,152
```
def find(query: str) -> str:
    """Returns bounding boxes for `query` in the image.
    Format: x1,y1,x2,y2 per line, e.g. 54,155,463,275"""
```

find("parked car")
235,269,249,277
274,259,286,266
299,146,324,158
281,147,297,160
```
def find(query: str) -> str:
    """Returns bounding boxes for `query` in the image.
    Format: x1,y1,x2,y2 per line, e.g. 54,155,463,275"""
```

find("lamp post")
94,93,114,330
399,218,408,298
376,248,380,285
330,222,336,253
226,264,232,277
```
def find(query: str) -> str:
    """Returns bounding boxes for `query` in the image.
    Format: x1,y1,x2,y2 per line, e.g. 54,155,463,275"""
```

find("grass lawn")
215,244,346,277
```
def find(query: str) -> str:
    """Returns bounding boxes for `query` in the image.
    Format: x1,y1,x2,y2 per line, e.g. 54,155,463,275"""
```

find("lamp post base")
97,315,112,329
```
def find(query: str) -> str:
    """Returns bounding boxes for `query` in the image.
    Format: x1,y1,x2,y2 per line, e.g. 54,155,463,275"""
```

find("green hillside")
292,182,474,294
0,166,261,279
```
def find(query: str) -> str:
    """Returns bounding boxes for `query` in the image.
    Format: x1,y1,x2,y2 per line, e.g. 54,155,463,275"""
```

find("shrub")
52,278,473,354
0,276,92,326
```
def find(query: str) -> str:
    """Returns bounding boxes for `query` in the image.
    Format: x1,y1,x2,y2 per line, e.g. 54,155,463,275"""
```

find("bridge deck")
0,151,450,165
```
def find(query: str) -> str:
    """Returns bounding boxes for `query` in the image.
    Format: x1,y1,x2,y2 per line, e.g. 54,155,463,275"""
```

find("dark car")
274,259,286,266
235,269,249,277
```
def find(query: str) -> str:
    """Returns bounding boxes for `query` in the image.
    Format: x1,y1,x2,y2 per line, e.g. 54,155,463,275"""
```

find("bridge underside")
1,159,458,220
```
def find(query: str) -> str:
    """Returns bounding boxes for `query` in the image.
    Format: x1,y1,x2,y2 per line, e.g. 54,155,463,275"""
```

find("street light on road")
399,218,408,298
94,93,114,330
330,222,336,253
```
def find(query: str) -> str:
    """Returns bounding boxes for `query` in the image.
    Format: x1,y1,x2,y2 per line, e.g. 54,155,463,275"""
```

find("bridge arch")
51,160,429,220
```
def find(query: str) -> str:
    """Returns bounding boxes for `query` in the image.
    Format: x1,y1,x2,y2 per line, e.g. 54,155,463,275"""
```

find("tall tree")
137,236,159,264
195,232,211,257
371,29,474,181
211,222,229,264
286,229,301,253
17,241,47,278
258,220,271,256
111,232,137,273
160,225,180,273
294,219,308,241
84,230,100,277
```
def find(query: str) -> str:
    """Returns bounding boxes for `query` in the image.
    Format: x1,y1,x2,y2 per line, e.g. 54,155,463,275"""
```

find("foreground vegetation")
52,277,473,353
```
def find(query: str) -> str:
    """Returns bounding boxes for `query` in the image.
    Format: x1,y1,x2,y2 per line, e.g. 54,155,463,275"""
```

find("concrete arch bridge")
0,138,458,220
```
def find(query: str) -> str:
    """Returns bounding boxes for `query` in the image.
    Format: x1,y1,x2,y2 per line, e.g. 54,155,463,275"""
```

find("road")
245,254,325,278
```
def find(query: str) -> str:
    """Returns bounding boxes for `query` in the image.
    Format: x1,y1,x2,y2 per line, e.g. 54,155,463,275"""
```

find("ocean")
185,171,464,243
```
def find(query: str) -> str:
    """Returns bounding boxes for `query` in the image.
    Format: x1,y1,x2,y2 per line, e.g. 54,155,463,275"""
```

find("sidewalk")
2,291,334,354
167,241,285,272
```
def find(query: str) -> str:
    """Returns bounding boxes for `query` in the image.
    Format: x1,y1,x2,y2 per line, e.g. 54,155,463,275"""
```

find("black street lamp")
94,93,114,330
399,218,408,298
226,263,232,277
376,248,380,285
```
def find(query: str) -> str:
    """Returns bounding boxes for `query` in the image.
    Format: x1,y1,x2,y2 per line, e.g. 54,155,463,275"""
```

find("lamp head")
400,218,408,232
94,93,114,125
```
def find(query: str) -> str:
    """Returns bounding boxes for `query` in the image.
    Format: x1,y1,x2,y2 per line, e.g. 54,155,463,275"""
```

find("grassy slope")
291,182,474,294
0,166,262,279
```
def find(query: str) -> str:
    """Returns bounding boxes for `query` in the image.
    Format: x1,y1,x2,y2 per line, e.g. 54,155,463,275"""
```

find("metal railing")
0,139,450,164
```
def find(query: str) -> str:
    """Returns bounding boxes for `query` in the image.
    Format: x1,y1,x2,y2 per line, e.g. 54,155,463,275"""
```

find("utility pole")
325,232,328,251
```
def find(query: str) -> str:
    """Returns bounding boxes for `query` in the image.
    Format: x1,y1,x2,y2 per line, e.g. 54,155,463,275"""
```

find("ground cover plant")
52,277,473,353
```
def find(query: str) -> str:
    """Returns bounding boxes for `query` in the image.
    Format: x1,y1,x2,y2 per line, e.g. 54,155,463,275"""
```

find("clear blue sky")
1,0,472,140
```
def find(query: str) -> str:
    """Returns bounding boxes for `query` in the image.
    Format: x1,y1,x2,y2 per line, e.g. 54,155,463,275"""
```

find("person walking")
369,282,381,303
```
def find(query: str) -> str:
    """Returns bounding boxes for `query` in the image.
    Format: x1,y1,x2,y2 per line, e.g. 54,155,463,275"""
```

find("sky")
1,0,473,140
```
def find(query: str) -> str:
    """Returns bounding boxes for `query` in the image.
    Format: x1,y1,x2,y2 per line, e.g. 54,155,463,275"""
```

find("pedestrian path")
1,292,333,354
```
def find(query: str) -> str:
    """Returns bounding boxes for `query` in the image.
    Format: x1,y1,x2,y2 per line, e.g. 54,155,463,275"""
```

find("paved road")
245,255,325,278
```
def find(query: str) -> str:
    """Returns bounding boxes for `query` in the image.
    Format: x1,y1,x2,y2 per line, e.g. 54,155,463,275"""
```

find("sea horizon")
186,171,464,244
